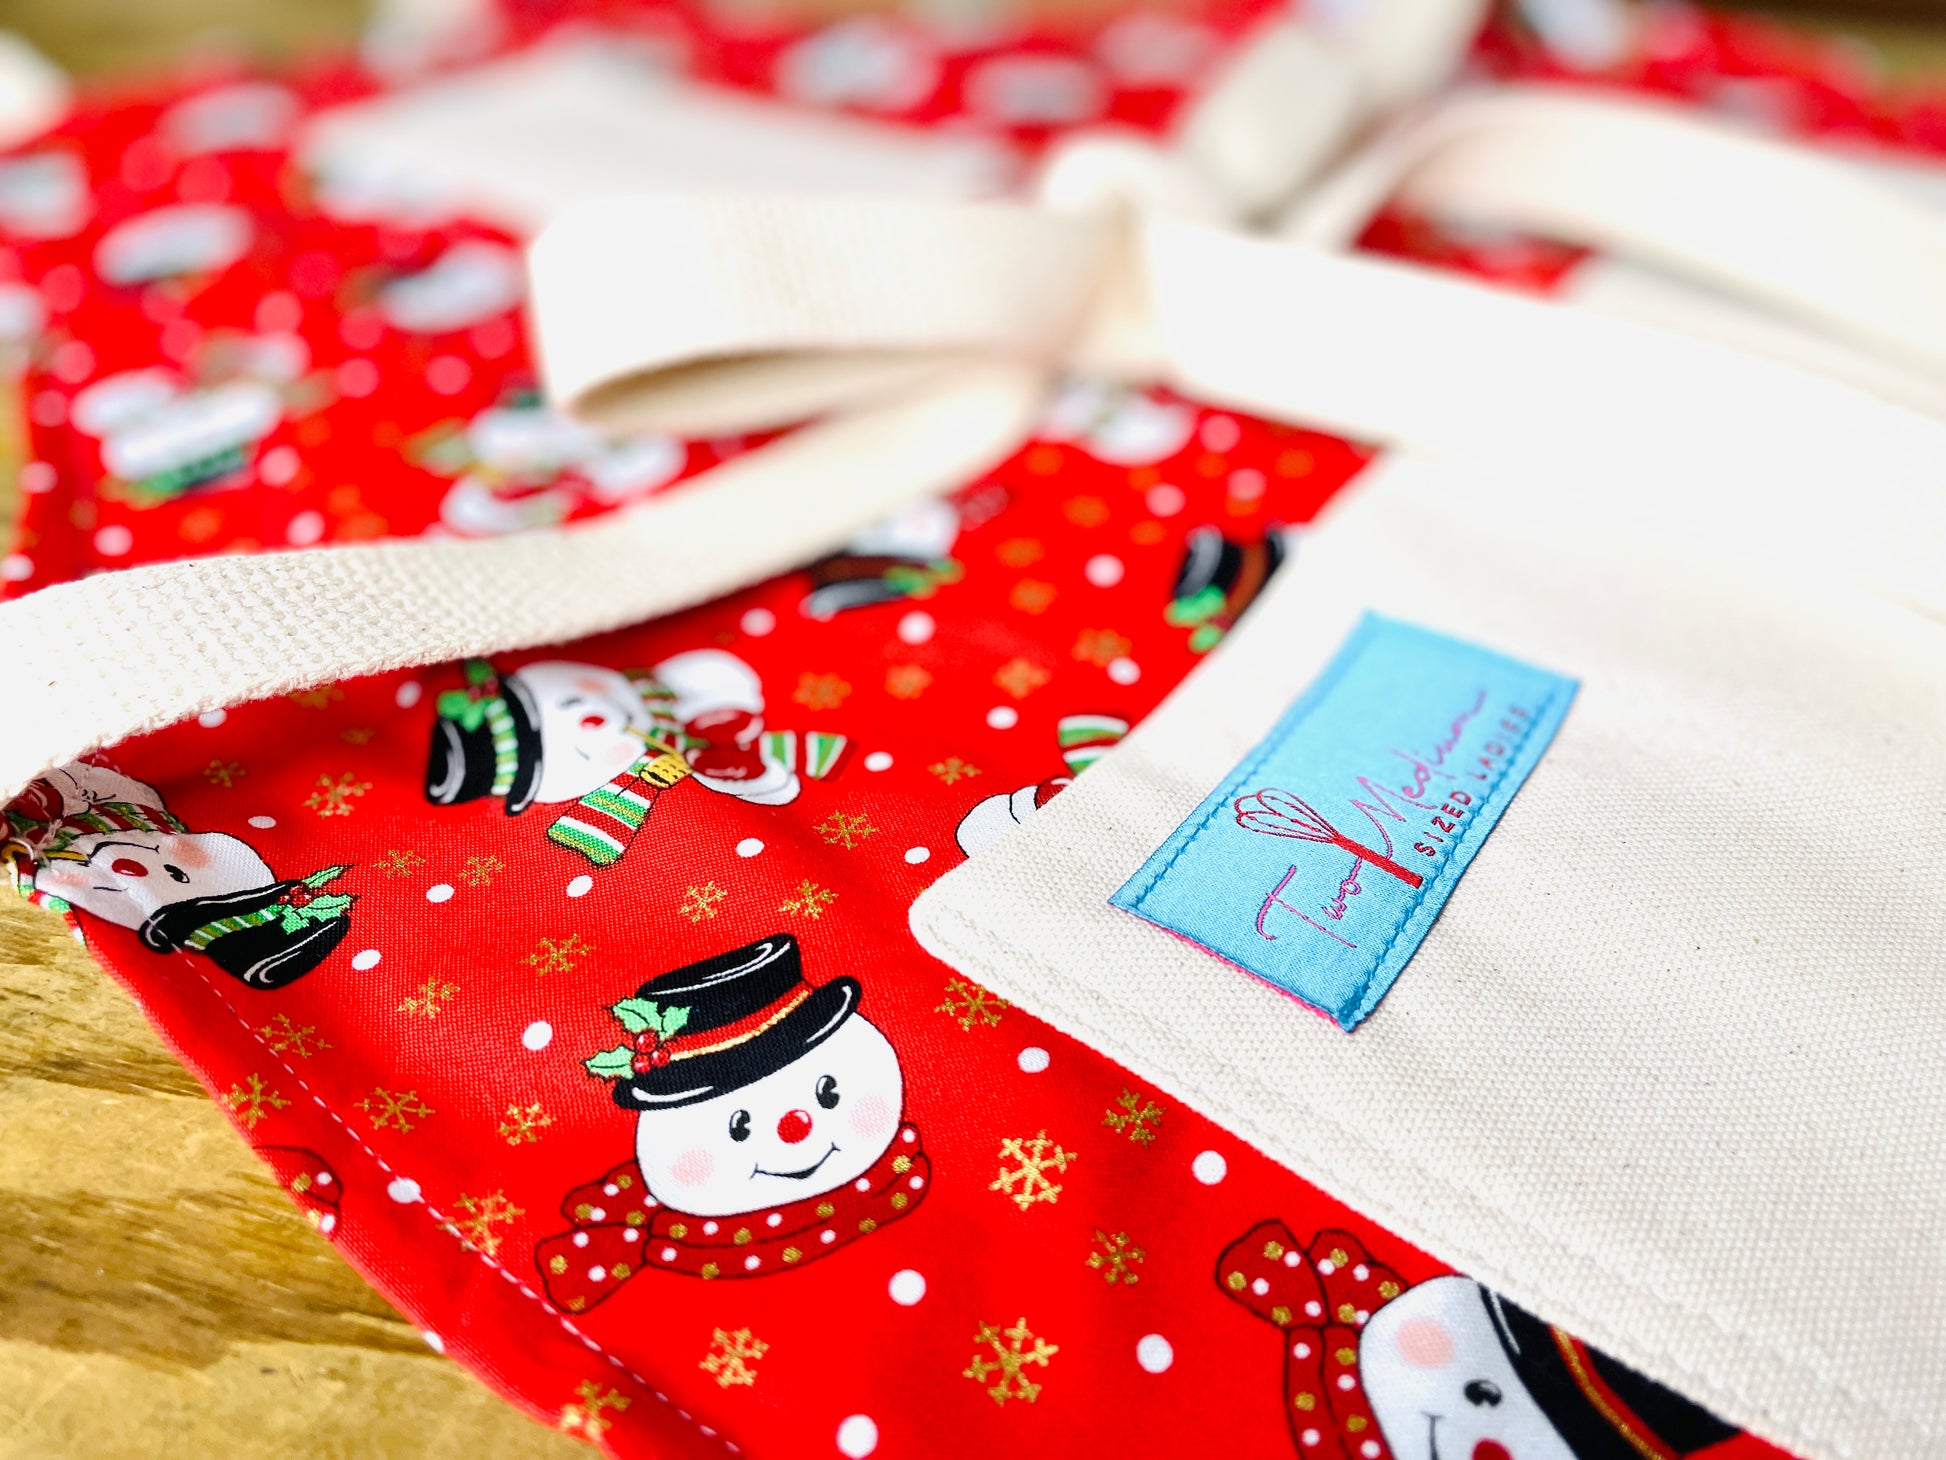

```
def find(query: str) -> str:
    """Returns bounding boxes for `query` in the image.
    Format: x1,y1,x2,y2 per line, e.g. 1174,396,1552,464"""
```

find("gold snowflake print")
339,726,377,745
305,772,371,817
528,934,591,977
287,685,345,710
357,1086,434,1134
884,664,933,700
398,976,457,1018
995,537,1044,567
680,882,727,923
1088,1230,1146,1285
559,1382,629,1441
963,1318,1058,1406
499,1101,552,1146
461,855,504,887
937,977,1008,1031
990,1130,1074,1210
224,1074,289,1130
1063,495,1109,527
993,657,1051,699
1009,579,1058,615
928,757,980,786
779,880,836,920
1103,1088,1164,1146
700,1327,769,1389
792,672,852,711
202,759,245,788
375,848,427,878
815,811,877,849
446,1190,523,1256
258,1013,328,1059
1073,628,1133,667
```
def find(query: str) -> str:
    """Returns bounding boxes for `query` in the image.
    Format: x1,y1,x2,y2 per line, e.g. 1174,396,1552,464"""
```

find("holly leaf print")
585,1046,637,1079
610,998,660,1035
659,1005,690,1039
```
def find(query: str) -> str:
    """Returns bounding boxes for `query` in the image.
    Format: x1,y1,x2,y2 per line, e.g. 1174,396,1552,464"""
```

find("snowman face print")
634,1014,904,1218
36,830,276,931
513,661,654,805
1360,1277,1577,1460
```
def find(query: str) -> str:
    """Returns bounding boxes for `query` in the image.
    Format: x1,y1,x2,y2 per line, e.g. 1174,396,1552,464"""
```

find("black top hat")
1171,525,1287,606
424,663,544,816
1482,1288,1737,1459
140,879,351,990
614,933,859,1110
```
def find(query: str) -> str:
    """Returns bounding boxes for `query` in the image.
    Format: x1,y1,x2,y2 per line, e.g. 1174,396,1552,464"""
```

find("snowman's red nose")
776,1109,813,1144
1472,1443,1512,1460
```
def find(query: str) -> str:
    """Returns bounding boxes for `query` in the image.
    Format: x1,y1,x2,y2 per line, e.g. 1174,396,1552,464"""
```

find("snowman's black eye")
815,1075,840,1110
1464,1380,1503,1408
164,864,190,884
728,1110,751,1142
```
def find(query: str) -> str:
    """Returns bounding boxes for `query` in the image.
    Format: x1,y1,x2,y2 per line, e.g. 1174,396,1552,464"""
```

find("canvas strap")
1279,83,1946,378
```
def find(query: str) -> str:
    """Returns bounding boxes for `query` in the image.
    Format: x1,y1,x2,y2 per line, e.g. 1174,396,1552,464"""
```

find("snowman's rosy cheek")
849,1095,894,1138
1393,1316,1455,1369
668,1148,715,1187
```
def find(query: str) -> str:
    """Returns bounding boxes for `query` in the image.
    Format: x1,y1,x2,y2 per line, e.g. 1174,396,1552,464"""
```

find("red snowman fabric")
7,379,1796,1459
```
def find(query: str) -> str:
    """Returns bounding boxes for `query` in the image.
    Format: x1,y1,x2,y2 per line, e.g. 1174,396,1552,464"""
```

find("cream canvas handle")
6,201,1946,805
1280,84,1946,377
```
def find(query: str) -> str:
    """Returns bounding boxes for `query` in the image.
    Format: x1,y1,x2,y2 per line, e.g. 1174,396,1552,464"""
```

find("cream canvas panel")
911,449,1946,1460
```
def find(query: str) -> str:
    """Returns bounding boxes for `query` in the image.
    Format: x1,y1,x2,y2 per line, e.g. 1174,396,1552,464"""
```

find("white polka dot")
1200,414,1241,452
863,751,893,773
351,948,382,971
421,1330,444,1353
1337,1374,1356,1390
703,1222,719,1235
573,1232,590,1248
744,1255,761,1271
1353,1264,1369,1281
903,846,930,865
18,461,55,494
740,607,776,636
1107,657,1141,686
1136,1334,1174,1373
517,1020,553,1053
197,709,228,728
285,509,325,546
335,357,379,397
394,680,422,708
1229,467,1266,501
426,883,454,903
314,1172,331,1186
566,874,594,898
1293,1341,1311,1359
387,1177,421,1204
1084,553,1125,587
661,1246,677,1261
986,706,1019,730
1317,1259,1336,1276
1362,1443,1382,1458
588,1266,607,1282
736,838,764,858
426,354,471,394
247,815,276,829
1252,1277,1270,1296
260,445,300,487
896,610,935,645
93,524,133,557
836,1415,879,1458
1145,483,1186,517
1017,1046,1050,1074
766,1212,781,1226
888,1269,926,1306
1301,1429,1320,1447
317,1213,337,1235
1,554,31,582
1192,1149,1227,1184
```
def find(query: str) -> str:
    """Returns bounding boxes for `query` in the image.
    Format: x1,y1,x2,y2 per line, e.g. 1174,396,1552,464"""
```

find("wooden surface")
1,1,1943,1456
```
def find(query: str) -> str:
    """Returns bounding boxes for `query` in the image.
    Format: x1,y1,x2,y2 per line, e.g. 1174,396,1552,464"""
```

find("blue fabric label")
1111,614,1577,1031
